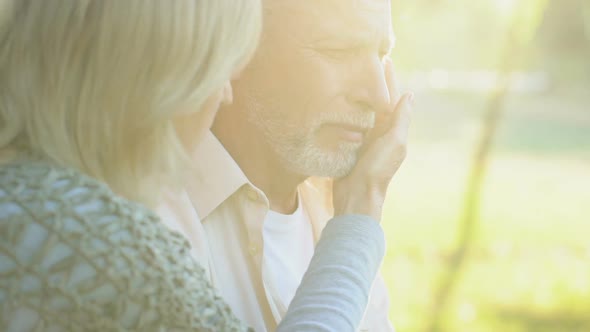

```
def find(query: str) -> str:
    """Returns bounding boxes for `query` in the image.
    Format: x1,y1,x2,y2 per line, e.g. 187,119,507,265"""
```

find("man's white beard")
269,133,361,177
247,107,373,178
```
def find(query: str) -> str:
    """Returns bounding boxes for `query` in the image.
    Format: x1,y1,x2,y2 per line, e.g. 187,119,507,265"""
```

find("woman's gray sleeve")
277,214,386,332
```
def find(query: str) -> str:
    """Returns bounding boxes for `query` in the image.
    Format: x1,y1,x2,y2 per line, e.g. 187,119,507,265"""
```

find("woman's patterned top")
0,160,249,331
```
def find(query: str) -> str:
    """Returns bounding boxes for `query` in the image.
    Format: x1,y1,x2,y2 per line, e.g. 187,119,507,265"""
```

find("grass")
379,89,590,331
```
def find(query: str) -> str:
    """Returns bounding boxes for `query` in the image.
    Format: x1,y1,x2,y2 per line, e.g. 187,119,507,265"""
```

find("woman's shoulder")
0,159,163,242
0,160,246,331
0,158,116,211
0,157,179,237
0,158,158,224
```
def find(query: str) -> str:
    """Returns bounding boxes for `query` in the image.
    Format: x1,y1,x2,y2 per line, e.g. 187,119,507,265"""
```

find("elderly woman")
0,0,412,331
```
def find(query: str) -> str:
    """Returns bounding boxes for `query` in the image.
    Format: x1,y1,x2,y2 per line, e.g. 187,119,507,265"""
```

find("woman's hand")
333,59,413,221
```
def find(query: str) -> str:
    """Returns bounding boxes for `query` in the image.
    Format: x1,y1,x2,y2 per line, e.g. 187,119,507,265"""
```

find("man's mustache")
317,111,375,130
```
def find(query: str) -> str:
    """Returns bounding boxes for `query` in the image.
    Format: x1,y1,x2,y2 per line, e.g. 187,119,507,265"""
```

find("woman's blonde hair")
0,0,261,206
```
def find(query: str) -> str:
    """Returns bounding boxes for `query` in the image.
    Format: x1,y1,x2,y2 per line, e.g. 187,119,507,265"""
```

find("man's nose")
348,57,391,113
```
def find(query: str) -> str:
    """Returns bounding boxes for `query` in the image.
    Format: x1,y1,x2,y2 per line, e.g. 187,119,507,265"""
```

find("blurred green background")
381,0,590,331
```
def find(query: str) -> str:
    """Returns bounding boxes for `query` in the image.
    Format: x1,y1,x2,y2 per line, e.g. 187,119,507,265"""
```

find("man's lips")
321,123,370,142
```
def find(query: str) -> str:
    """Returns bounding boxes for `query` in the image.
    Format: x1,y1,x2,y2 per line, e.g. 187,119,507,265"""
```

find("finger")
365,90,411,142
370,112,396,139
365,59,400,140
356,93,413,169
384,57,401,111
386,92,413,142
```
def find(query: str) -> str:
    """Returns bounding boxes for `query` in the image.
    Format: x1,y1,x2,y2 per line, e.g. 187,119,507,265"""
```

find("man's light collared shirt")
157,131,394,332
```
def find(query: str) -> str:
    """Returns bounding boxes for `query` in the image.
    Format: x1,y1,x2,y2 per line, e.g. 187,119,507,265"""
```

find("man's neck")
212,111,306,214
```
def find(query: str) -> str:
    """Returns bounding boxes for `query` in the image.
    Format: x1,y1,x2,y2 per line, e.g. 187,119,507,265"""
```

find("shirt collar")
186,131,335,226
185,131,249,219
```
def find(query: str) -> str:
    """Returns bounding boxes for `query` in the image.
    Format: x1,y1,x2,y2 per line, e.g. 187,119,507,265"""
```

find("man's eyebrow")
308,15,395,51
312,30,393,48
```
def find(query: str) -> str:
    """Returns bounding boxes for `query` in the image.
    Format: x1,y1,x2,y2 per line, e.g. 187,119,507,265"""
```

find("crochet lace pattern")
0,160,250,331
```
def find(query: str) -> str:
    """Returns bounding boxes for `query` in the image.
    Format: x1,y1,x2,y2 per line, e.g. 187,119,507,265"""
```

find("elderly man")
159,0,410,330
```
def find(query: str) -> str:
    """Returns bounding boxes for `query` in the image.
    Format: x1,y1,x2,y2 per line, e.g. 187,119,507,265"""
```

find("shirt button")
247,188,259,201
248,244,260,256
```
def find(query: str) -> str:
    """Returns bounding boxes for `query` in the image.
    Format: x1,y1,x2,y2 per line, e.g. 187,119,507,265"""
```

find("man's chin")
274,140,360,178
327,159,357,178
297,154,358,178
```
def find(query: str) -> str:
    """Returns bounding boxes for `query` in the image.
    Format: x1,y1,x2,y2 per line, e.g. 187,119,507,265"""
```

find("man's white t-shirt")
262,196,315,310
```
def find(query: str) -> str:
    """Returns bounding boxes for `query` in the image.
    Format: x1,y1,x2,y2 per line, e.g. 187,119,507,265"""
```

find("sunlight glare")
492,0,518,15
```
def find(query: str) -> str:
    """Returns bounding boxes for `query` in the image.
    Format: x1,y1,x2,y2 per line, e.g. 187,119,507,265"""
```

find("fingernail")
408,92,415,103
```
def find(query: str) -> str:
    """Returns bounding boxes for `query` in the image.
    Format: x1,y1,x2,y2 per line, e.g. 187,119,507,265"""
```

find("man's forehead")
267,0,390,9
325,0,391,11
269,0,393,40
275,0,390,18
